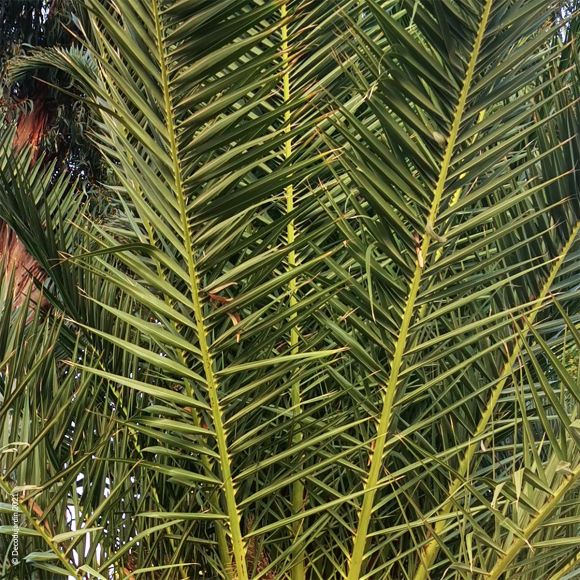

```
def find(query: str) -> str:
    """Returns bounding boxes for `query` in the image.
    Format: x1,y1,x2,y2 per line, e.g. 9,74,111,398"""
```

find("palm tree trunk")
0,100,48,310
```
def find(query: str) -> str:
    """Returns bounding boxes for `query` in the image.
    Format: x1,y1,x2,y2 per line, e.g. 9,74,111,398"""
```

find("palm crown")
0,1,578,579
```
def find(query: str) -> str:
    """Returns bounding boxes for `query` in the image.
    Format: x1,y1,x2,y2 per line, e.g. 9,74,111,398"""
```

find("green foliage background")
0,1,578,579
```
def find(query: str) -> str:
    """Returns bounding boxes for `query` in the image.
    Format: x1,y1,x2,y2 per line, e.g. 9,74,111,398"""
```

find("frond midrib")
414,219,580,579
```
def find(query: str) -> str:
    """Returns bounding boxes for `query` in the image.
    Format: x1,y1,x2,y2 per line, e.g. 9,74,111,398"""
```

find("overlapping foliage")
0,1,578,578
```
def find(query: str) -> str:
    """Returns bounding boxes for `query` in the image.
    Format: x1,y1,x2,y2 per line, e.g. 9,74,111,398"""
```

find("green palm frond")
0,1,578,579
316,1,580,577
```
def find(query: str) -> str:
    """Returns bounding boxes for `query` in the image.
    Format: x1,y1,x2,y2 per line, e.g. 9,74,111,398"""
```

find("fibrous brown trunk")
0,100,48,310
14,100,48,158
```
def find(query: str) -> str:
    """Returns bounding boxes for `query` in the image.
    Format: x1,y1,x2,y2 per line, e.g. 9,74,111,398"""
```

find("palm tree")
0,1,578,578
0,0,99,318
